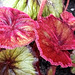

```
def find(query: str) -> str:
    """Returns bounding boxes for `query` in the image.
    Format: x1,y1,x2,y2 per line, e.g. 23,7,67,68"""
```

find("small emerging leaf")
61,11,75,31
47,66,56,75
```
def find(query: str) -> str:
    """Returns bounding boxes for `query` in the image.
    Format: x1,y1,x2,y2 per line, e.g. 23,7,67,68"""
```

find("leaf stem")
64,0,70,11
37,0,47,20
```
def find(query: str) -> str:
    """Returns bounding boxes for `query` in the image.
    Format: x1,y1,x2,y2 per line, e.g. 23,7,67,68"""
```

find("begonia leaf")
35,14,75,67
2,0,63,19
0,46,38,75
0,7,35,49
61,11,74,22
42,0,63,17
61,11,75,31
2,0,40,19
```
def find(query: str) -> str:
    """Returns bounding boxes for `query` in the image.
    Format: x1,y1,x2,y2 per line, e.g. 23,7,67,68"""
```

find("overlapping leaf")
35,15,75,67
0,46,37,75
2,0,63,19
2,0,40,19
0,7,35,49
42,0,63,17
61,11,75,31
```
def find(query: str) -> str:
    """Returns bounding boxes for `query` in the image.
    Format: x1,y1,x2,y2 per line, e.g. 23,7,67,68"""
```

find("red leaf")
35,15,75,67
61,11,75,31
0,7,35,49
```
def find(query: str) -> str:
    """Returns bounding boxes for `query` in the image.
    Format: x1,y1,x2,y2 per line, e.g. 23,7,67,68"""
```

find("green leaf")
2,0,40,19
3,0,19,8
43,0,63,17
2,0,63,19
70,50,75,74
71,50,75,63
15,0,27,11
23,0,39,19
71,67,75,74
0,46,36,75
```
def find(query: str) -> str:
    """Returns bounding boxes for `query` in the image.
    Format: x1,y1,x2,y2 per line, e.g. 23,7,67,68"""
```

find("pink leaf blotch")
0,7,35,49
61,11,75,31
35,14,75,67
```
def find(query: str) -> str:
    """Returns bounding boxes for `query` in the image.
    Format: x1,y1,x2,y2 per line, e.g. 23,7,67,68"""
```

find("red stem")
37,0,47,20
64,0,70,11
